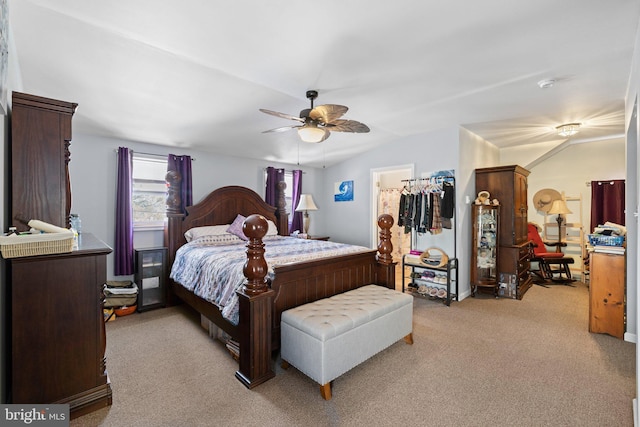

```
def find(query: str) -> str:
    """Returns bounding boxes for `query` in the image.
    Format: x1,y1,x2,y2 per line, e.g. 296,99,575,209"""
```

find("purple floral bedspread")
170,236,370,325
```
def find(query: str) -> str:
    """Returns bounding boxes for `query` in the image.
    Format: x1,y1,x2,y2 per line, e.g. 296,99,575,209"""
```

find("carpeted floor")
71,281,635,427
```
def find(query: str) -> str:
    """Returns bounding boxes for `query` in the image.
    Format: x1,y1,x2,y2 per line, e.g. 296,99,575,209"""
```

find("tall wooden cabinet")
10,92,77,231
589,252,625,339
9,234,112,417
5,92,111,418
475,165,532,299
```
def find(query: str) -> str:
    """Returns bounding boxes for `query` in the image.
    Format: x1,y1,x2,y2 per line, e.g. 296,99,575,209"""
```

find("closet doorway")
371,165,414,288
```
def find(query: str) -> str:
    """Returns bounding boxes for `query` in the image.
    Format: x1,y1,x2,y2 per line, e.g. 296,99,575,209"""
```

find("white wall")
321,126,500,300
624,13,640,419
526,138,626,232
458,127,500,298
68,134,323,281
321,127,458,246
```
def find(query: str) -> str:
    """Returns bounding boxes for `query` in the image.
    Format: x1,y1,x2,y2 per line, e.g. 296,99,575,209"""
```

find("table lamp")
548,199,572,247
295,194,318,234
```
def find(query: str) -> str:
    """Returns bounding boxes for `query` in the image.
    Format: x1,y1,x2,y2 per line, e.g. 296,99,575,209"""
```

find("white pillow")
184,219,279,242
192,234,244,245
266,219,279,236
184,225,232,242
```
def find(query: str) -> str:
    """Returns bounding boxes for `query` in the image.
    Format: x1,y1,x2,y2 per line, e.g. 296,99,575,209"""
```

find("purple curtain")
265,166,284,207
167,154,193,214
290,170,303,233
590,179,625,232
115,147,134,276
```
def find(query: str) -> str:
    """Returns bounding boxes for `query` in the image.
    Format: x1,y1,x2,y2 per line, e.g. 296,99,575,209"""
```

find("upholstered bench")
280,284,413,399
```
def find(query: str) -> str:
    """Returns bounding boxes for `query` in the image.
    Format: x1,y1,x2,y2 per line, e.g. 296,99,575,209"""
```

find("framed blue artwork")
334,180,354,202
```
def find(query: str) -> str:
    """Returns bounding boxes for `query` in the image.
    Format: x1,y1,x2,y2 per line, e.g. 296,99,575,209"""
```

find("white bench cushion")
281,284,413,386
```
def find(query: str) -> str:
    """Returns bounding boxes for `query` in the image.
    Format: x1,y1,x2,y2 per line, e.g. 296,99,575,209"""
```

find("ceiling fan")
259,90,370,143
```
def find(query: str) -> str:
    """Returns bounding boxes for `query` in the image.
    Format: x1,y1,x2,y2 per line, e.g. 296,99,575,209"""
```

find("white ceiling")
9,1,640,168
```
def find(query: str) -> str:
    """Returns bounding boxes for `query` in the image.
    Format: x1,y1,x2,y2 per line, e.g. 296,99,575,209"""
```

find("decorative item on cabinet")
475,165,532,300
470,204,500,297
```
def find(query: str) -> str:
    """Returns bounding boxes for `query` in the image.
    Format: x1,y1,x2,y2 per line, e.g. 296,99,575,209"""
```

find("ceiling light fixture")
297,124,326,143
537,79,555,89
556,122,581,137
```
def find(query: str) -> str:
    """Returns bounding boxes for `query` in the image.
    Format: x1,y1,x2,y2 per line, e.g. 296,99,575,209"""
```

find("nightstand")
308,236,330,241
135,247,167,312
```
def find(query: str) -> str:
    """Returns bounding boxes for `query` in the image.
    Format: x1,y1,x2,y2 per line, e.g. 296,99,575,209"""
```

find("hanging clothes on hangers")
441,181,455,229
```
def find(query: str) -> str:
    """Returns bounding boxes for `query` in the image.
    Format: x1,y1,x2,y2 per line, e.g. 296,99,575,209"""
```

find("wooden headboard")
164,183,289,275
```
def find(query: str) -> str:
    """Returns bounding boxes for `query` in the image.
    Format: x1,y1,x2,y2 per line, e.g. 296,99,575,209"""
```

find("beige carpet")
72,282,635,427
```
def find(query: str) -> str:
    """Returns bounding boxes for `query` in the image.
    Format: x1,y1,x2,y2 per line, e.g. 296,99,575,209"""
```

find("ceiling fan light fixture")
556,122,581,137
298,125,325,143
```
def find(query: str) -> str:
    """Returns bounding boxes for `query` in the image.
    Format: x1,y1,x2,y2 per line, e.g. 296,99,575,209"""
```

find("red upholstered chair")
527,223,574,282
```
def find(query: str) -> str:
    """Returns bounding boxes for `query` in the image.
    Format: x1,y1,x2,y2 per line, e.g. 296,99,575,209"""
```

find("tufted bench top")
281,285,413,341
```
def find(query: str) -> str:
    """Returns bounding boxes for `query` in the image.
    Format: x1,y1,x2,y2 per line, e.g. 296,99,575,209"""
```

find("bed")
164,177,396,389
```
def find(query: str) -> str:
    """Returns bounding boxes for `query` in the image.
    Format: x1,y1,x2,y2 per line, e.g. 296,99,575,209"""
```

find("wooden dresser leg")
320,383,332,400
404,333,414,345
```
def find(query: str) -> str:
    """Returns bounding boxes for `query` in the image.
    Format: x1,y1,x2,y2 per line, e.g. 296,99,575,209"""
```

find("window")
132,155,168,229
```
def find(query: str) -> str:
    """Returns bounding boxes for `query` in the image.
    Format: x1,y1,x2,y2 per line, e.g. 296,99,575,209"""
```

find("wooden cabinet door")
514,172,528,244
10,92,77,231
589,253,625,338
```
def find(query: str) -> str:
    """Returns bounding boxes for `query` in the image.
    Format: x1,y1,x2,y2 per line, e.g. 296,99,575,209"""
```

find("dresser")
10,92,77,231
589,252,625,339
475,165,532,299
9,234,112,418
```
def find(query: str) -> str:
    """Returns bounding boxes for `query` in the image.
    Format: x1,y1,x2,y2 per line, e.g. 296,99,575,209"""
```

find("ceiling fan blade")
325,119,370,133
309,104,348,124
262,125,301,133
259,109,305,123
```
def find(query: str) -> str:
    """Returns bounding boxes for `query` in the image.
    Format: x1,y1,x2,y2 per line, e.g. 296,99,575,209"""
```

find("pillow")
184,225,231,242
192,233,244,246
226,214,248,240
266,219,279,236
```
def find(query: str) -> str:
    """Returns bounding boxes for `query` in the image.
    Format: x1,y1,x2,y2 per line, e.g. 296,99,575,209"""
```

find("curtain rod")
264,167,306,174
113,149,196,161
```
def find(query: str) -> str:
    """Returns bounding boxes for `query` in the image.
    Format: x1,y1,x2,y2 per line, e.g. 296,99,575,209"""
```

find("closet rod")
401,176,455,183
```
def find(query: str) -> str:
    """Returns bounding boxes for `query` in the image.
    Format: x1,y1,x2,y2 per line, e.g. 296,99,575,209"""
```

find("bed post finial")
276,181,289,236
165,170,182,215
376,214,396,289
242,214,269,295
236,214,276,388
377,214,394,265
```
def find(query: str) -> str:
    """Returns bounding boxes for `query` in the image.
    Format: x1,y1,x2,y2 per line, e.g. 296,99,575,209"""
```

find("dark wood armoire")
475,165,532,299
10,91,77,231
6,92,112,418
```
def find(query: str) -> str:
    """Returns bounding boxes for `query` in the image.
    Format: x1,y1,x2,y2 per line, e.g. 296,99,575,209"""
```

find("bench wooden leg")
281,360,290,369
403,333,414,345
320,383,332,400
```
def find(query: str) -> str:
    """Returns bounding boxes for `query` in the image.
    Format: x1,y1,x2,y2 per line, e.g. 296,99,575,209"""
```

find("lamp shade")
297,125,326,143
295,194,318,212
548,199,572,215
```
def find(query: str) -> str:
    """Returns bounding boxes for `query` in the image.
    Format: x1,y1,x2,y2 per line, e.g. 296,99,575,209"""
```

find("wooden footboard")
236,213,395,387
164,178,396,389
